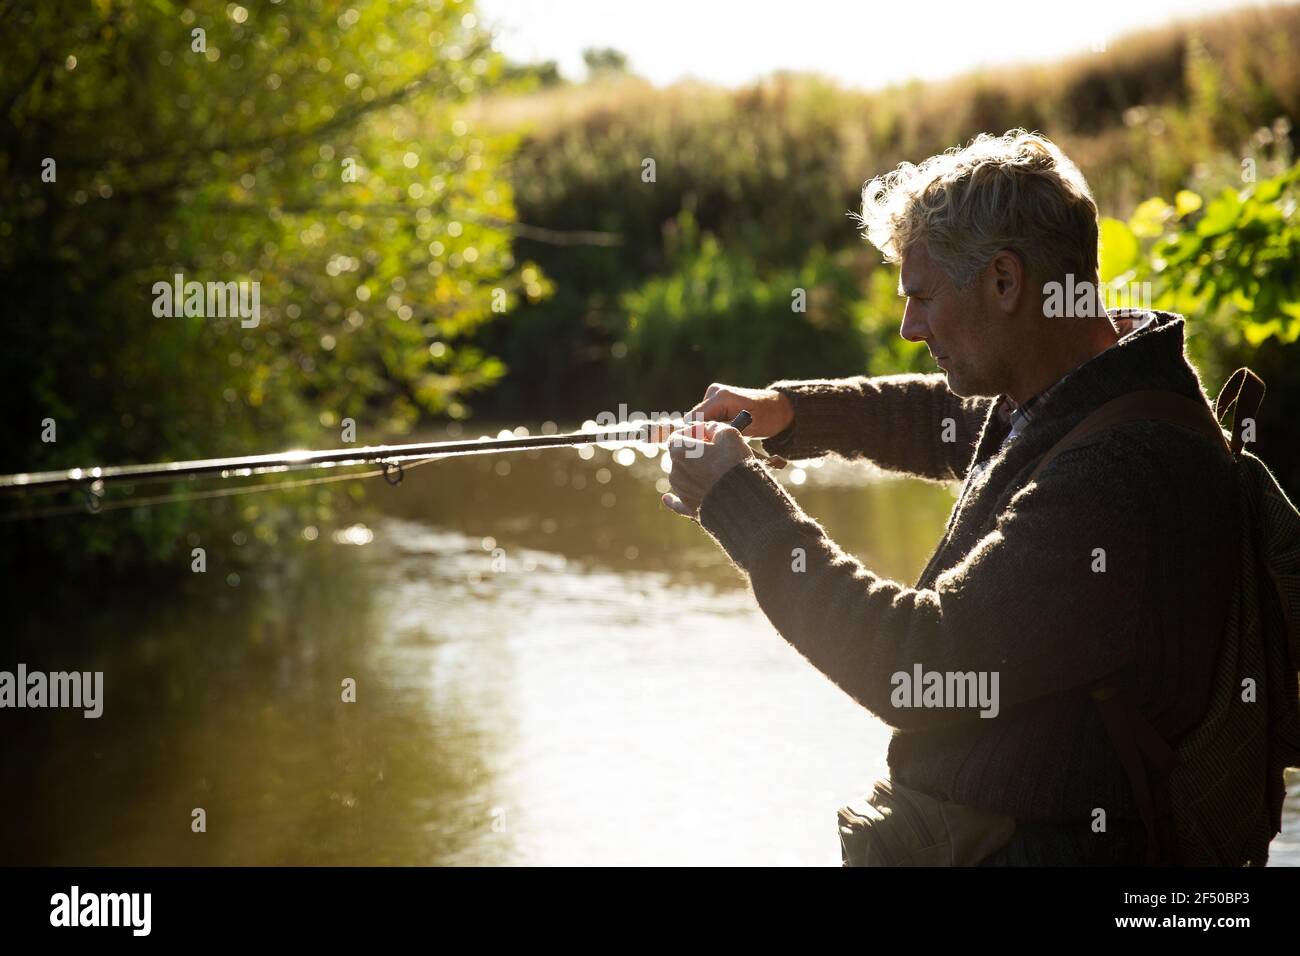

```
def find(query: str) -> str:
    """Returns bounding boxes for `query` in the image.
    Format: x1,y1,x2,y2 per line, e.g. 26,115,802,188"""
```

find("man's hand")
662,420,752,519
687,383,794,439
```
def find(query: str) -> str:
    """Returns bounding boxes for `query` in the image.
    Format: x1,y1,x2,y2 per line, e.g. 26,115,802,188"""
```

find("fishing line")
0,410,764,522
0,423,670,494
0,457,443,523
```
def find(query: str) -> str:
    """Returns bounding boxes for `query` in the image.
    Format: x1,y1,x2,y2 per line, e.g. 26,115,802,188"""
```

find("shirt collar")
998,310,1157,441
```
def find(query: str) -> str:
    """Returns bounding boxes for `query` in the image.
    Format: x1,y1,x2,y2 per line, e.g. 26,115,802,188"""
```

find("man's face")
898,244,1014,397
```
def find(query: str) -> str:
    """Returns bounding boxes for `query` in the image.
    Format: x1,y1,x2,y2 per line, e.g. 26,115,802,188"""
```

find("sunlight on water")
2,428,1296,866
376,518,892,865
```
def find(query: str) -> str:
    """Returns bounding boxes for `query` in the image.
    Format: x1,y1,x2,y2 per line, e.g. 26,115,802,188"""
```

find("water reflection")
2,426,1296,865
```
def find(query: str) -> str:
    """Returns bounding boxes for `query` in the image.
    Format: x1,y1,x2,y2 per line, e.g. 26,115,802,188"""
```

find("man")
661,129,1239,865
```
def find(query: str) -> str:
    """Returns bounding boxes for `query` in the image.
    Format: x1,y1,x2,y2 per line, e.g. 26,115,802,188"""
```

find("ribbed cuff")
698,457,804,572
760,380,864,461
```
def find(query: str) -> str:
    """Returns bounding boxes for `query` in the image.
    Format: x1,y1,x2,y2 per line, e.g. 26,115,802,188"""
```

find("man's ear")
987,249,1025,314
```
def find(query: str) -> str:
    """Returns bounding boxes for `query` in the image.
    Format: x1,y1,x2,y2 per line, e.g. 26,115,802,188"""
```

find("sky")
478,0,1276,91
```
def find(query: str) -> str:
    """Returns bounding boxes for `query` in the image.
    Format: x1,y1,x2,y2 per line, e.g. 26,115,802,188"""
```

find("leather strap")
1092,680,1180,864
1024,377,1258,864
1214,368,1266,457
1028,389,1231,485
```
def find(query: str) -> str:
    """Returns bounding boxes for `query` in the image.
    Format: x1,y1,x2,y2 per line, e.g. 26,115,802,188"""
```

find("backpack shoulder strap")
1092,679,1180,864
1028,388,1231,485
1214,368,1266,457
1023,375,1264,863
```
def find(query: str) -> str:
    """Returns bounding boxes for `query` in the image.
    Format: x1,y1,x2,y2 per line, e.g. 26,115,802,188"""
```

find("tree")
582,47,629,79
0,0,546,570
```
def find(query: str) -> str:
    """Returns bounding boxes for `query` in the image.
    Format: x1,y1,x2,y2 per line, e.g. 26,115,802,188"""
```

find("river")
3,426,1296,865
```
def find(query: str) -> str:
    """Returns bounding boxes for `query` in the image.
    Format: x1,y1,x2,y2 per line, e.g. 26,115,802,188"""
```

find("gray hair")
854,129,1100,288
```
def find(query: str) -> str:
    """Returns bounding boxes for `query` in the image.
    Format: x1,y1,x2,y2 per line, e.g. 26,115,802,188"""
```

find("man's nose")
900,302,930,343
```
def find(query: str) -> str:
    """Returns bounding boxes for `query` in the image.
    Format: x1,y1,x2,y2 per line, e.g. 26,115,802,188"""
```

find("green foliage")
1102,159,1300,367
0,0,540,572
614,211,874,402
1099,217,1141,282
582,47,629,78
1093,159,1300,493
500,59,563,90
472,4,1300,414
7,0,1300,572
472,74,880,408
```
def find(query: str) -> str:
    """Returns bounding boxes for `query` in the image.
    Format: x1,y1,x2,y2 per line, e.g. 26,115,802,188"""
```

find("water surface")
3,429,1296,865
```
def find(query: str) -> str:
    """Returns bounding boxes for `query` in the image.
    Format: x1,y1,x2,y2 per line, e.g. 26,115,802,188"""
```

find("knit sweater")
697,311,1240,864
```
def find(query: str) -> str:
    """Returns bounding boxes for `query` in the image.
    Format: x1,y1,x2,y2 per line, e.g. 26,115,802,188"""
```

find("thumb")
711,424,745,450
662,492,698,519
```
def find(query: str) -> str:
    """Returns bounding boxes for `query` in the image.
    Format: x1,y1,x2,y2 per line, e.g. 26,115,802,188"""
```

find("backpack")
1030,368,1300,866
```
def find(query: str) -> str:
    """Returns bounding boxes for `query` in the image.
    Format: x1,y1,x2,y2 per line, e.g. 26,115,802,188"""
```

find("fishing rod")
0,410,767,503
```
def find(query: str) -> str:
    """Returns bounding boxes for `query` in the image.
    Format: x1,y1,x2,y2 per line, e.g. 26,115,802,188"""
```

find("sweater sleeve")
696,443,1151,730
760,373,995,482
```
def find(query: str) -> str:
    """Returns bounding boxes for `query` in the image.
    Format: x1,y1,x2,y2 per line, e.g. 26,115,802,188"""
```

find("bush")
613,212,876,404
0,0,540,573
1101,155,1300,488
469,4,1300,422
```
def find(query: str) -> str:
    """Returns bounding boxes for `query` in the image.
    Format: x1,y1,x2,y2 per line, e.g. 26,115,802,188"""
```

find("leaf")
1196,189,1243,237
1174,190,1203,218
1243,319,1282,346
1129,197,1172,238
1098,217,1139,283
1254,176,1284,203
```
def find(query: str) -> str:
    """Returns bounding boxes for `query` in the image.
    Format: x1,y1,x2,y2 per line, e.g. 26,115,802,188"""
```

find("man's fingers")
685,396,718,422
668,467,708,501
667,430,707,454
711,423,742,447
660,416,752,518
667,435,717,469
668,421,736,450
661,492,698,519
641,419,677,443
687,386,738,424
687,421,718,442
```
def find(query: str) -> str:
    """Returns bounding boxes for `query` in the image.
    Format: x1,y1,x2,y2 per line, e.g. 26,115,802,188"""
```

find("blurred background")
0,0,1296,865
